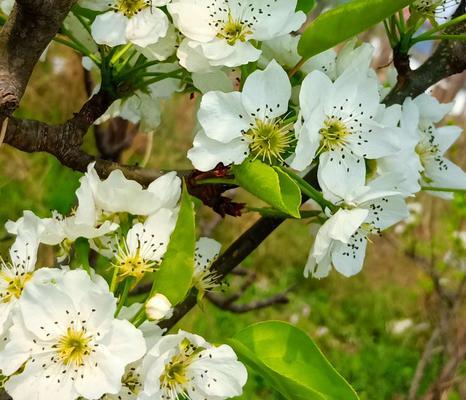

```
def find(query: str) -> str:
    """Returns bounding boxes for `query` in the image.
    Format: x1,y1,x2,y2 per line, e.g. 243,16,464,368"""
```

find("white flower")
168,0,306,72
84,0,171,47
145,294,173,321
412,94,466,198
301,40,374,81
291,68,400,199
110,208,178,282
0,269,146,400
193,237,222,292
412,0,461,21
188,60,294,171
140,330,247,400
0,232,39,336
83,163,181,217
306,176,409,278
377,98,424,196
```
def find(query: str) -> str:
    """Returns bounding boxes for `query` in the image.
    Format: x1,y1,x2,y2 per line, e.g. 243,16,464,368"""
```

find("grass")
1,43,465,399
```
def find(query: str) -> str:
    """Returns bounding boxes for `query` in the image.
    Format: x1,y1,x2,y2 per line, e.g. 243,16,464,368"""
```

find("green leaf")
297,0,316,13
229,321,359,400
152,182,196,305
232,160,301,218
298,0,413,60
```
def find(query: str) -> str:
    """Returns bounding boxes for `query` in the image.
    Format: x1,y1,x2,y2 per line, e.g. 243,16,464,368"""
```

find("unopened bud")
145,293,173,321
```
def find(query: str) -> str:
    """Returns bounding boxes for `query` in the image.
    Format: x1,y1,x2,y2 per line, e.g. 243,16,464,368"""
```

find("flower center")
160,339,202,395
122,369,142,396
1,272,32,303
114,248,156,282
217,14,253,45
413,0,459,15
245,119,294,164
319,118,350,153
114,0,151,18
57,327,92,367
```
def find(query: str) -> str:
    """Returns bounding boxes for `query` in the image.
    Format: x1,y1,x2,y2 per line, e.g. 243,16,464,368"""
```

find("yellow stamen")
0,272,32,304
245,119,295,164
217,14,253,45
114,0,151,18
318,118,350,153
57,328,92,367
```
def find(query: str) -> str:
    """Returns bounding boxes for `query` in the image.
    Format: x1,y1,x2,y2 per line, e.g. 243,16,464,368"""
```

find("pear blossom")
193,237,222,292
291,68,400,198
412,0,461,21
83,163,181,217
412,95,466,198
82,0,171,48
306,176,409,278
0,269,146,400
168,0,306,72
139,330,247,400
109,208,178,282
0,232,39,336
261,37,374,81
188,60,294,171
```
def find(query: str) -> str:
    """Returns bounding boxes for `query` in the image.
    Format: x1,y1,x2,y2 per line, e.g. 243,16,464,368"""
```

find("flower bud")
145,293,173,321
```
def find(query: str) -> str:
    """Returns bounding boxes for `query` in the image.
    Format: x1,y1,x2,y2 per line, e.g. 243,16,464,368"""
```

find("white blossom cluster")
0,165,246,400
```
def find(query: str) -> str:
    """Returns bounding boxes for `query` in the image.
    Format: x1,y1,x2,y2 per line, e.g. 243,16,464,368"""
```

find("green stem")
422,186,466,193
281,167,337,212
115,278,134,318
110,43,133,65
71,11,92,34
118,60,161,80
195,178,238,185
54,37,100,65
110,263,120,293
413,13,466,43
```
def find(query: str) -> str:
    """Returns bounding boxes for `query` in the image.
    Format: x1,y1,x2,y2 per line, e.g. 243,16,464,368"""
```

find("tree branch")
0,0,78,117
206,291,290,314
386,1,466,106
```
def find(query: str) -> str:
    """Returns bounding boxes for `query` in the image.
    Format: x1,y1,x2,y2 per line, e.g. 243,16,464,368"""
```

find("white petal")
195,237,221,272
126,8,169,48
299,70,333,120
318,150,366,201
189,345,247,397
147,172,181,210
332,229,368,277
242,60,291,120
436,125,463,153
205,40,262,68
91,12,128,47
187,130,249,171
168,2,217,42
290,111,325,171
198,91,250,143
414,94,452,124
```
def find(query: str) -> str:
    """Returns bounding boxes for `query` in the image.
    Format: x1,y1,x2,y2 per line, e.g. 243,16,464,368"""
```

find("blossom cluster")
1,0,466,397
0,165,247,400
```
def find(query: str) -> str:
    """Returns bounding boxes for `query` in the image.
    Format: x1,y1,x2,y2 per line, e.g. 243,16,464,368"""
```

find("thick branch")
3,91,167,184
0,0,77,117
386,1,466,106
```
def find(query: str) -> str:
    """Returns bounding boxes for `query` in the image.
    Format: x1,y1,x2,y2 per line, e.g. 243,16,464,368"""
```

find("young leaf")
152,182,196,305
297,0,316,13
232,160,301,218
229,321,359,400
298,0,413,60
